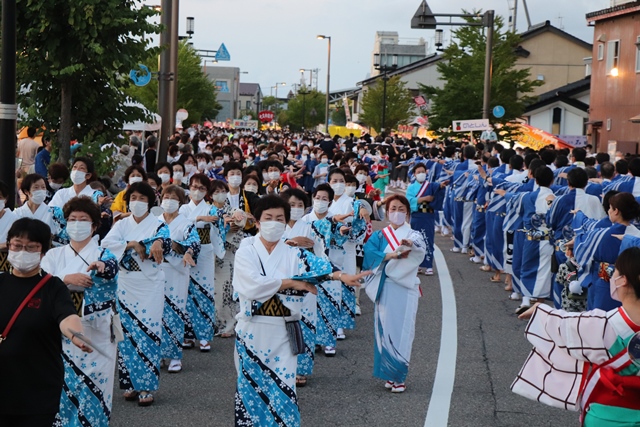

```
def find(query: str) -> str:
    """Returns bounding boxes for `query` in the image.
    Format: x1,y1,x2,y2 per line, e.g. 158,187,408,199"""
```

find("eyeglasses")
190,186,208,192
8,242,42,253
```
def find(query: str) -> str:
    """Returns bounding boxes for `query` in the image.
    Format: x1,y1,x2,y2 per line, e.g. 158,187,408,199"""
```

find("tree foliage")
16,0,162,164
280,89,325,131
360,76,415,132
419,11,542,131
126,41,221,127
331,102,348,127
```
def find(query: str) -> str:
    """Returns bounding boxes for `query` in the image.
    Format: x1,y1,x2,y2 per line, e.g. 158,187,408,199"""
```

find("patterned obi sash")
119,257,142,272
418,203,434,214
253,296,291,317
197,227,211,245
0,250,10,272
69,291,84,316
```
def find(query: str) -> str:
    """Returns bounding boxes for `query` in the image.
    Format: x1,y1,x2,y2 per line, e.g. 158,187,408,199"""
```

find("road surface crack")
479,319,498,420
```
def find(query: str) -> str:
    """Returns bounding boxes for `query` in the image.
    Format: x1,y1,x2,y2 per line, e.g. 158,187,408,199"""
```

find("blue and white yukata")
574,222,640,311
289,212,347,371
102,214,171,393
328,194,366,332
233,235,333,427
547,189,606,307
14,202,68,247
43,239,119,427
160,213,201,361
518,186,555,299
179,200,220,344
406,178,445,270
363,223,426,385
451,160,478,251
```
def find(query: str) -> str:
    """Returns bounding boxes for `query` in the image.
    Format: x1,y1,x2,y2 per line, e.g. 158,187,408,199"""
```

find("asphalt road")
110,215,580,427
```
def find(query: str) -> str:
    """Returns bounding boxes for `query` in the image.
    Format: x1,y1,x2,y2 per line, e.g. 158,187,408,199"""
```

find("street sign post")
452,119,491,132
215,43,231,61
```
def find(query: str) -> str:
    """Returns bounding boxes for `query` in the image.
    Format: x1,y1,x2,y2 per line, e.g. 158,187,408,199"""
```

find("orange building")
586,1,640,154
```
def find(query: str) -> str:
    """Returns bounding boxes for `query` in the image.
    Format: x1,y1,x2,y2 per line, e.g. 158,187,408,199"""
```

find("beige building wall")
514,31,592,96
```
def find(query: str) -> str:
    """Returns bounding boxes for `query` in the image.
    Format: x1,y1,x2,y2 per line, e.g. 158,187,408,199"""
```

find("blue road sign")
492,105,505,119
215,43,231,61
129,64,152,87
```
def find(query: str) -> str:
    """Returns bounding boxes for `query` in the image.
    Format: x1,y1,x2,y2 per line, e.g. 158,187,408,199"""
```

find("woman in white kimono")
42,197,120,427
102,182,171,407
327,169,368,341
363,194,426,393
513,247,640,427
16,174,67,246
49,157,102,208
233,195,369,426
290,184,350,358
0,181,18,270
159,185,201,374
179,173,218,351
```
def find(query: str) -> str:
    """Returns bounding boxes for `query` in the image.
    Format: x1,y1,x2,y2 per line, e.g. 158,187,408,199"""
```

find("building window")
246,101,251,110
597,43,604,61
606,40,620,75
636,36,640,73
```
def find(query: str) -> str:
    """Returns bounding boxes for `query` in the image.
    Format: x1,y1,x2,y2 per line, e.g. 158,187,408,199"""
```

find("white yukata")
363,223,426,384
0,209,18,272
42,239,119,427
49,185,99,208
327,195,366,331
14,202,67,246
179,200,219,343
233,235,332,427
512,305,640,426
102,214,170,393
160,213,201,360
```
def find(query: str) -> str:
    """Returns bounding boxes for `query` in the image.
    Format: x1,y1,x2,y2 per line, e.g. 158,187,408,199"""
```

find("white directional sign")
451,119,491,132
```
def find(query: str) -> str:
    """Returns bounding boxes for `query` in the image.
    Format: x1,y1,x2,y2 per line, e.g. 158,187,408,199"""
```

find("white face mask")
198,162,207,171
129,201,148,217
223,155,230,162
345,186,357,197
173,172,184,182
162,199,180,214
66,220,93,242
290,207,305,221
331,182,345,196
415,173,427,183
191,190,205,202
49,182,63,190
262,172,271,182
313,199,329,214
129,176,143,186
245,185,258,194
185,164,196,174
302,150,309,155
228,176,242,188
212,193,227,204
8,250,41,272
70,170,87,185
30,190,47,205
259,221,286,242
159,173,171,184
204,150,213,155
268,171,280,181
388,211,407,226
356,174,367,184
610,275,624,302
215,159,224,167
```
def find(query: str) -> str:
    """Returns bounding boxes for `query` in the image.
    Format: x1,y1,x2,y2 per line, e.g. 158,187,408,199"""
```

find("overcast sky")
173,0,610,96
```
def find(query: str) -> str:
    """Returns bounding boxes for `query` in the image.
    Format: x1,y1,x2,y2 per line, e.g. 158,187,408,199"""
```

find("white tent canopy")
122,101,161,131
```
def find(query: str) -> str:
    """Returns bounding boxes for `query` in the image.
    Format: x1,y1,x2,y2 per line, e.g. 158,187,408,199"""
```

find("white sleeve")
232,245,282,303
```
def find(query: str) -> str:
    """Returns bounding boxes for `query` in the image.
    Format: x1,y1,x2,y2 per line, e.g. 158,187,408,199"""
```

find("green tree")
419,11,542,131
261,96,280,111
360,76,415,132
282,89,325,131
127,42,221,127
16,1,162,164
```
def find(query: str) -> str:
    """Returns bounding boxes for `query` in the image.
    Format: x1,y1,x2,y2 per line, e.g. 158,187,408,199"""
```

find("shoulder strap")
0,273,52,344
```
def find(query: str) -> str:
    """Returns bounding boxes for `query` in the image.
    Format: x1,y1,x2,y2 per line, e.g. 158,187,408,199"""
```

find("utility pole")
0,0,17,207
157,0,174,163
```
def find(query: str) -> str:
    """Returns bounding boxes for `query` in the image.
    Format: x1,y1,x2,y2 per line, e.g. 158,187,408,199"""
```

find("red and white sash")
381,226,400,252
417,181,430,198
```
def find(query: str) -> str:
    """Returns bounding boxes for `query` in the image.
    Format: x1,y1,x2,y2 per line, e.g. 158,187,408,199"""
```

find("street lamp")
411,0,495,119
317,35,331,134
271,82,286,98
300,68,314,87
373,53,398,133
186,16,194,38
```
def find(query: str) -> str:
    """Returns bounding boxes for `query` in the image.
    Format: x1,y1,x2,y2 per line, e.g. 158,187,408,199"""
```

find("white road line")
424,244,458,427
